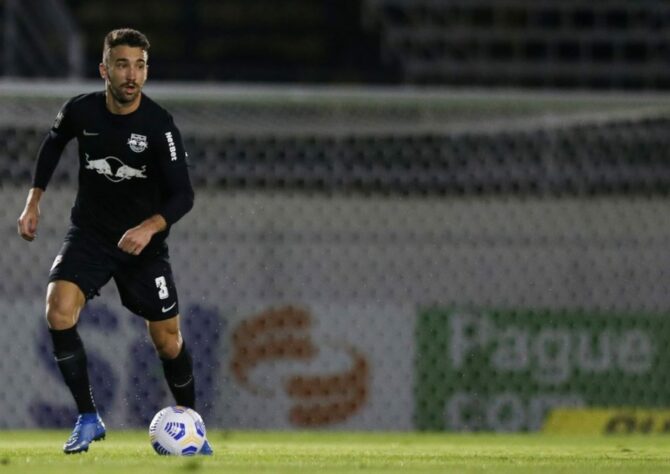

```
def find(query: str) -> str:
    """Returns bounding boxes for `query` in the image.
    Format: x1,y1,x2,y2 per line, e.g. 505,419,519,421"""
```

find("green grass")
1,431,670,473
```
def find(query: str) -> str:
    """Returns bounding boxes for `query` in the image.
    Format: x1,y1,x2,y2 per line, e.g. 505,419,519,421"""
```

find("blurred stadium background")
2,0,670,435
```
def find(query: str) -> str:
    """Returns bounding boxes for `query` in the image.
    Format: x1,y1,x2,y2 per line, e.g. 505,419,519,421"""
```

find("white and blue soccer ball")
149,406,207,455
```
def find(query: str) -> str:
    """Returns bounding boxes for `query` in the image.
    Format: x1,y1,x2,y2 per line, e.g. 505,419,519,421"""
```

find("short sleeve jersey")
47,91,193,248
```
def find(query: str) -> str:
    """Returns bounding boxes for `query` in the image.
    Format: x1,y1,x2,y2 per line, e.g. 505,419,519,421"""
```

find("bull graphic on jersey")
84,153,148,182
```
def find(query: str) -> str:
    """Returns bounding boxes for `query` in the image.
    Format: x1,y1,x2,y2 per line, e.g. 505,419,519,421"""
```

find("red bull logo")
127,133,148,153
231,306,369,427
84,154,147,183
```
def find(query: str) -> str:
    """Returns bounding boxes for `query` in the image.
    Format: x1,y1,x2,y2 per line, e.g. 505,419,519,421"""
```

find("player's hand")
118,215,167,255
118,225,153,255
17,204,40,241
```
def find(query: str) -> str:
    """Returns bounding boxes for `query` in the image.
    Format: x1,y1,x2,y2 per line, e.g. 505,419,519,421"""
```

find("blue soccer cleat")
199,439,214,455
63,413,106,454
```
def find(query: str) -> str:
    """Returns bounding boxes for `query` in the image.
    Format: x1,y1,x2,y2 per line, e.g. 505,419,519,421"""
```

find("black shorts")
49,226,180,321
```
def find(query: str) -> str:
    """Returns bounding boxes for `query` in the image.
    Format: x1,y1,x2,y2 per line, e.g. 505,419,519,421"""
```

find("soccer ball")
149,406,207,455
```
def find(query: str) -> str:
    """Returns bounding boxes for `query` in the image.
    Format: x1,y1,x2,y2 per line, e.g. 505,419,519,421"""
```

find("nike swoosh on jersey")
161,302,177,313
83,130,99,136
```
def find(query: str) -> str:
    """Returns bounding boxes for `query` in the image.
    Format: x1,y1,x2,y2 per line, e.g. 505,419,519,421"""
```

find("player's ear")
99,62,107,80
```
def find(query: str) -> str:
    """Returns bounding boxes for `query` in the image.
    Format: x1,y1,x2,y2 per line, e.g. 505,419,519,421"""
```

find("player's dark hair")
102,28,150,64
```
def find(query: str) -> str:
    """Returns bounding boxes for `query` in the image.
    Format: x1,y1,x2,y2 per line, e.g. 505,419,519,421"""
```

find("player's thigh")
114,250,180,321
49,226,115,301
46,280,87,329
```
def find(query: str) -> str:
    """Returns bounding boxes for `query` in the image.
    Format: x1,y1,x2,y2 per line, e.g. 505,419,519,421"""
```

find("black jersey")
33,91,194,249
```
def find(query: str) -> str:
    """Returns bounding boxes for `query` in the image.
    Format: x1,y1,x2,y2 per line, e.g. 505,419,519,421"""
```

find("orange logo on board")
230,306,369,427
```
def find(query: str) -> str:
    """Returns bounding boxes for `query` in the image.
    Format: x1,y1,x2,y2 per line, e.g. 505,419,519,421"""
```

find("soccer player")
16,28,212,455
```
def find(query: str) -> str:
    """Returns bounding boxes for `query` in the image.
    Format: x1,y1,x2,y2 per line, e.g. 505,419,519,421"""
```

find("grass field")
1,431,670,473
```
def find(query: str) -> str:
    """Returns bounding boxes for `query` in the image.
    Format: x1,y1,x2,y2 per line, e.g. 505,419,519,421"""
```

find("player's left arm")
118,118,194,255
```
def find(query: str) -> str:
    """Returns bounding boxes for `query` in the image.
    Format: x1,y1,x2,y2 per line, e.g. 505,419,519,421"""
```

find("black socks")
51,326,196,412
161,343,196,409
49,326,97,414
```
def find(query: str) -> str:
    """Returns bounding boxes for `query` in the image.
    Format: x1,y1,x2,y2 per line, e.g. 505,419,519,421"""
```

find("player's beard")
109,81,141,104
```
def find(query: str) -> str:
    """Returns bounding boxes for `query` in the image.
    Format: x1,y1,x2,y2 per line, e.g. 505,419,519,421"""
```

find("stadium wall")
2,185,670,430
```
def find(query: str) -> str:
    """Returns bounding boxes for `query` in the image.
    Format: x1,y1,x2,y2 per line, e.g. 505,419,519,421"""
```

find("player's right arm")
17,187,43,241
17,98,77,242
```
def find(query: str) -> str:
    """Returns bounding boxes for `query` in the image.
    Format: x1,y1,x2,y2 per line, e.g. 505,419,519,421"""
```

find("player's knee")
153,334,182,359
46,294,80,330
45,282,84,330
